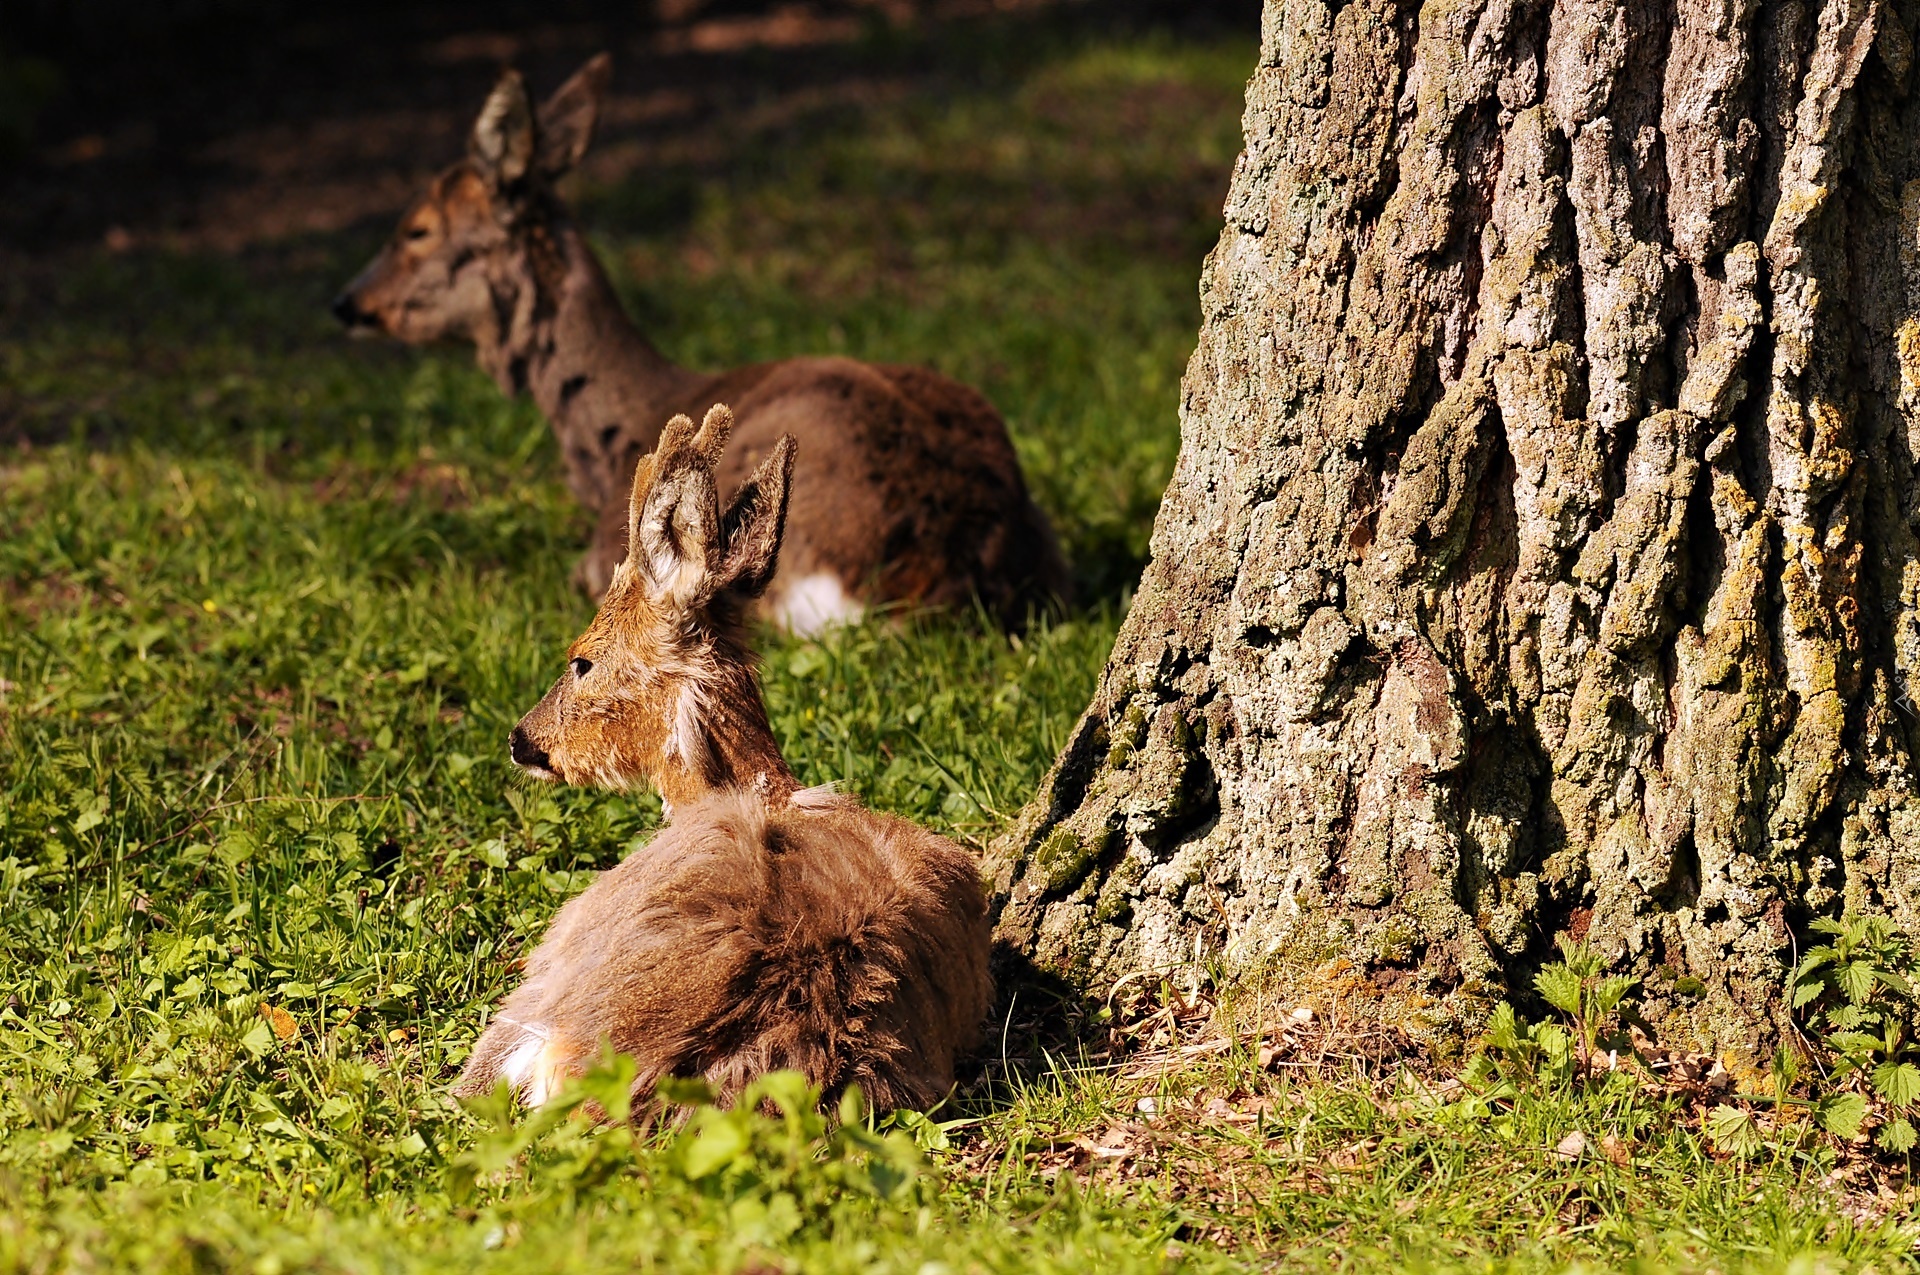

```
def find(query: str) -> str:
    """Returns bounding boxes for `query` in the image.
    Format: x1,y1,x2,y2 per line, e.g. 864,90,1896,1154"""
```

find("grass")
1,15,1916,1274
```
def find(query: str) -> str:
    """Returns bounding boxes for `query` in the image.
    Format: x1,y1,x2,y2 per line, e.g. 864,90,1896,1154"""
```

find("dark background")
0,0,1261,255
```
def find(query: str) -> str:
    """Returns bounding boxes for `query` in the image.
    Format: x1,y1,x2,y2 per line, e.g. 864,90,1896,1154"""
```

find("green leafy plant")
1463,938,1637,1096
448,1042,640,1205
1459,1001,1575,1104
1792,914,1920,1153
1457,938,1640,1125
449,1049,924,1233
1705,1045,1814,1159
1533,936,1639,1070
659,1073,924,1235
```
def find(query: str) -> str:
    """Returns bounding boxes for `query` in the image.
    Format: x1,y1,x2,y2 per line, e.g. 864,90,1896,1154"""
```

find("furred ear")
625,413,722,609
470,70,536,188
715,434,796,603
536,53,611,177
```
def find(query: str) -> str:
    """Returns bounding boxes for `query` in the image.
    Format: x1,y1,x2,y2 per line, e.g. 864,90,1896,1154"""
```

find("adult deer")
458,406,991,1112
334,54,1067,633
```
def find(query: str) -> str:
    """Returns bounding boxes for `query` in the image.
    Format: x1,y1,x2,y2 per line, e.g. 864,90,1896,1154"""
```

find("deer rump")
580,357,1070,628
457,787,991,1114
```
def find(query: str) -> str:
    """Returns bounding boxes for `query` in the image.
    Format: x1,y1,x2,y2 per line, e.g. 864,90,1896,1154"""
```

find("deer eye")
405,224,433,243
570,657,593,680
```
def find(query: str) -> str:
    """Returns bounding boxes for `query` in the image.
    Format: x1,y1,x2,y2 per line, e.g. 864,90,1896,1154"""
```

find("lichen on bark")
988,0,1920,1060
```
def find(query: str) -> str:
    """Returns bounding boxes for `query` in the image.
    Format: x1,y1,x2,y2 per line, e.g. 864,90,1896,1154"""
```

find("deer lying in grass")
334,53,1067,633
458,405,992,1113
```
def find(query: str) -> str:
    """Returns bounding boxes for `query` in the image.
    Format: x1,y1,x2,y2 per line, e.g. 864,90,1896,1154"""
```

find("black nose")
331,292,370,327
508,726,551,771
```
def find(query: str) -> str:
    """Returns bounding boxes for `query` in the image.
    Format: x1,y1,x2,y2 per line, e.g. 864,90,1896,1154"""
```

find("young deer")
458,405,992,1113
334,54,1068,634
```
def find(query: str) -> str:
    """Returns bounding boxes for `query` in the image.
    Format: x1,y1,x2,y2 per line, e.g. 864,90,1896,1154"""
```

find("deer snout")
509,725,552,773
331,290,376,330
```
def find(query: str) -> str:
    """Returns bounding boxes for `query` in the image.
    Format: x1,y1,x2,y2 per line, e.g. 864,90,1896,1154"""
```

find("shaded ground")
1,0,1256,256
2,0,1256,605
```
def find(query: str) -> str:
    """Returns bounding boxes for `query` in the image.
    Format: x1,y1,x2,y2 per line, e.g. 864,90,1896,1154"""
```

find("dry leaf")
1552,1130,1587,1161
1600,1133,1632,1165
259,1003,298,1043
1077,1122,1143,1162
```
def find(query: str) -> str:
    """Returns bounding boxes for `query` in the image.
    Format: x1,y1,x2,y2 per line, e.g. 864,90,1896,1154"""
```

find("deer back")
457,787,991,1114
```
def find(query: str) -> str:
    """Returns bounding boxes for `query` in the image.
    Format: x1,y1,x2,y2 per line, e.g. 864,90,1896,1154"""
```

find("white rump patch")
497,1020,562,1107
773,573,864,636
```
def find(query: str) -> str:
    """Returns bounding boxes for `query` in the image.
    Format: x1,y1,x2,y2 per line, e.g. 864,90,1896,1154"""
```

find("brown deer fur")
460,406,992,1113
334,54,1067,632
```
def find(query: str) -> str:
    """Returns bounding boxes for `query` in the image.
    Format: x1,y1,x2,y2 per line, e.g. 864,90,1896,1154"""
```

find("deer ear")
715,434,795,602
626,414,722,609
471,69,536,188
536,53,611,177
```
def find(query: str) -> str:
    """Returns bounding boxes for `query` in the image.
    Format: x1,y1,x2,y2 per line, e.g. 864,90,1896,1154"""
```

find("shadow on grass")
2,0,1259,253
962,942,1111,1104
2,0,1259,608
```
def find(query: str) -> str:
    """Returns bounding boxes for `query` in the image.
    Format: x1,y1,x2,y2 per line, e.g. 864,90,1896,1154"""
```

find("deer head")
331,53,611,349
509,406,798,805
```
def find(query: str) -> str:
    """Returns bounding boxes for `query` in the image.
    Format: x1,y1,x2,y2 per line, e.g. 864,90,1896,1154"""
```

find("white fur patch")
497,1020,565,1107
663,681,710,768
773,573,864,636
790,782,847,811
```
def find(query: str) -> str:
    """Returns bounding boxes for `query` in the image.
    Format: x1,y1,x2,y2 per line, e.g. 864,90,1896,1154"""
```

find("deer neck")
482,222,697,513
651,654,801,812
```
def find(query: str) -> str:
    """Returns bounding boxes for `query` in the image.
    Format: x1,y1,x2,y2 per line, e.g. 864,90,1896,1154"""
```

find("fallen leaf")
1553,1130,1587,1161
259,1002,298,1043
1600,1133,1631,1165
1076,1121,1144,1162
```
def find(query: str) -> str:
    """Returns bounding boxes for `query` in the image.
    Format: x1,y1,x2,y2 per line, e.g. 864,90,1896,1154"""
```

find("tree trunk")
988,0,1920,1055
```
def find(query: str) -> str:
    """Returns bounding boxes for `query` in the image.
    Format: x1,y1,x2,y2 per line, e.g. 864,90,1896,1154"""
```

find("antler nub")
693,404,734,471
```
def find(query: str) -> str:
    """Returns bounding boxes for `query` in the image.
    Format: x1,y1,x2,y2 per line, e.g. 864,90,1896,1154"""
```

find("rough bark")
988,0,1920,1056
